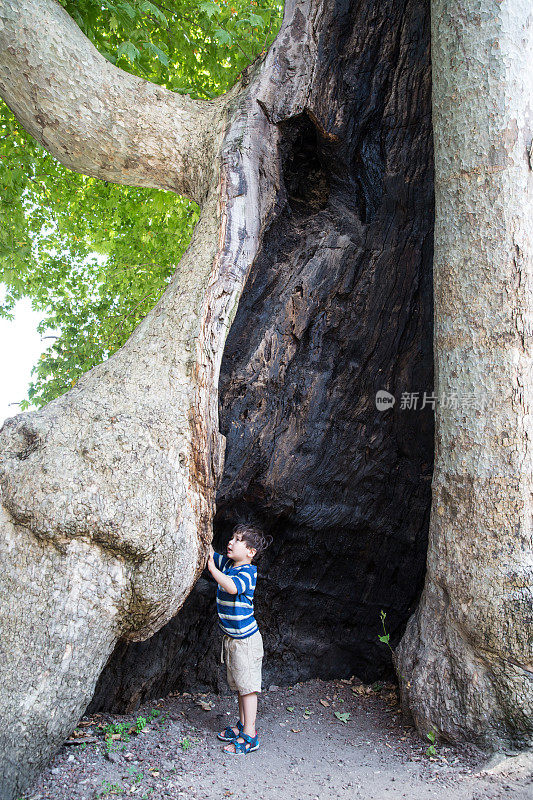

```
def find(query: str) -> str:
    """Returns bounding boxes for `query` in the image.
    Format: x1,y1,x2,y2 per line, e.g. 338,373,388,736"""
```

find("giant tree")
0,0,531,798
395,0,533,750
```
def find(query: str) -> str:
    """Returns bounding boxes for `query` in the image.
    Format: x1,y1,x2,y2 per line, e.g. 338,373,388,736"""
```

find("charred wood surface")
91,0,434,712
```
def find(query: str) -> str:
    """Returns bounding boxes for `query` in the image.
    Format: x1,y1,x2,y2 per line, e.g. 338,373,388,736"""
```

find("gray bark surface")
0,0,531,797
0,0,219,202
0,1,317,797
395,0,533,751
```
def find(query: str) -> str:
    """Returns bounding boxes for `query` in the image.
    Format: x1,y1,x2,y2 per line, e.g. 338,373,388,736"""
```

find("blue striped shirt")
214,552,258,639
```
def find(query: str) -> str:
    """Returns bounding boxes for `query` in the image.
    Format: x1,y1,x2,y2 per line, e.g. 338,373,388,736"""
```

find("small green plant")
148,708,161,721
426,729,438,757
127,766,144,784
378,610,393,652
97,780,123,797
135,715,148,733
117,722,130,741
286,706,295,712
379,610,406,681
179,734,199,752
102,720,131,750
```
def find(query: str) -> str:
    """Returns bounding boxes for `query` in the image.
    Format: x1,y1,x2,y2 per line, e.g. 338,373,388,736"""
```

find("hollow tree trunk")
0,1,530,798
0,0,404,795
0,0,279,795
90,0,436,715
395,0,533,751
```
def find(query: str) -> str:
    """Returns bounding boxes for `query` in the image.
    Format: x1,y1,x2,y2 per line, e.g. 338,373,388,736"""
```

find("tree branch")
0,0,227,203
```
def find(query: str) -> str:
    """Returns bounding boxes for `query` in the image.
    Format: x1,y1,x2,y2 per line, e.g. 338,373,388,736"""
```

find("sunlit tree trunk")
395,0,533,751
0,0,531,797
0,0,318,796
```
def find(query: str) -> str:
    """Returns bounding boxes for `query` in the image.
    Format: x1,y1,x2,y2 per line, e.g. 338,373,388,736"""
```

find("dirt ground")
24,676,533,800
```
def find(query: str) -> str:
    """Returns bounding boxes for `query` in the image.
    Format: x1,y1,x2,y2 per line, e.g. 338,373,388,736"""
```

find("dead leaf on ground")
291,728,301,733
319,699,330,707
334,711,351,724
197,700,213,711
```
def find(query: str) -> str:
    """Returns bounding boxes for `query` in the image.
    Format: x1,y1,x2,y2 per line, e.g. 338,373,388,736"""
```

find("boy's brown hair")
233,523,273,562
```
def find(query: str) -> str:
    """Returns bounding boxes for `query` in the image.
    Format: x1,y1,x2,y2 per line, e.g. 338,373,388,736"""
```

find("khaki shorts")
220,630,264,695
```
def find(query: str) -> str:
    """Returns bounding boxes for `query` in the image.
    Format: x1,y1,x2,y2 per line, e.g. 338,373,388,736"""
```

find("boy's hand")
207,544,215,568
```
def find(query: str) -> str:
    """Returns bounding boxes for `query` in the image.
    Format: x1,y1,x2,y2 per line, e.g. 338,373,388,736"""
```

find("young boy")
207,523,271,755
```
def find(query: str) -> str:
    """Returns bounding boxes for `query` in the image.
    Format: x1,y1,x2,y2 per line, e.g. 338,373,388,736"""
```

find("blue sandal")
217,719,244,741
223,731,259,754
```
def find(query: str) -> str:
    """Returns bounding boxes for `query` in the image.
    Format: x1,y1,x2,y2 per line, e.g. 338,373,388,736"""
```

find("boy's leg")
223,692,257,751
238,692,245,728
226,693,244,737
241,691,257,737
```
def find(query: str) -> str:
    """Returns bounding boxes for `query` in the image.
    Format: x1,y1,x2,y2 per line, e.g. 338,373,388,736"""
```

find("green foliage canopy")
0,0,283,409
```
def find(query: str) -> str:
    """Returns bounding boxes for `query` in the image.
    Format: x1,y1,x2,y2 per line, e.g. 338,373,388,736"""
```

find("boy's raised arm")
207,545,238,595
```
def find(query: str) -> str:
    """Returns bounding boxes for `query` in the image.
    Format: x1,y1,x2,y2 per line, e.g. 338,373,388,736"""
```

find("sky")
0,295,56,427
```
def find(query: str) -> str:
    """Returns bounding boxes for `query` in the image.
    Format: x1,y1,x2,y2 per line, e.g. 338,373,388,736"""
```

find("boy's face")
227,531,256,563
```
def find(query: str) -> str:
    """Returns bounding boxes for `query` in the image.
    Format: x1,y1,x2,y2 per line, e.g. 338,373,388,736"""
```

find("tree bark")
0,1,323,796
0,0,531,796
395,0,533,751
0,0,220,202
90,0,436,715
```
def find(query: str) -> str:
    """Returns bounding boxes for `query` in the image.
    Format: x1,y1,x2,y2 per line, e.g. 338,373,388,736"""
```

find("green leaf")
334,712,351,724
140,1,168,26
249,12,266,27
213,28,232,45
117,1,136,20
143,41,169,68
378,634,390,643
199,1,221,18
116,40,140,62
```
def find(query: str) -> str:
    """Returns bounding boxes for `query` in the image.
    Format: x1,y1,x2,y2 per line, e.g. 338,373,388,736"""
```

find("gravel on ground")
23,676,533,800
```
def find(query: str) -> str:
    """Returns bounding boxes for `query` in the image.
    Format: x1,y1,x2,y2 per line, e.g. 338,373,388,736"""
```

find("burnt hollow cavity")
90,0,434,713
279,113,330,214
